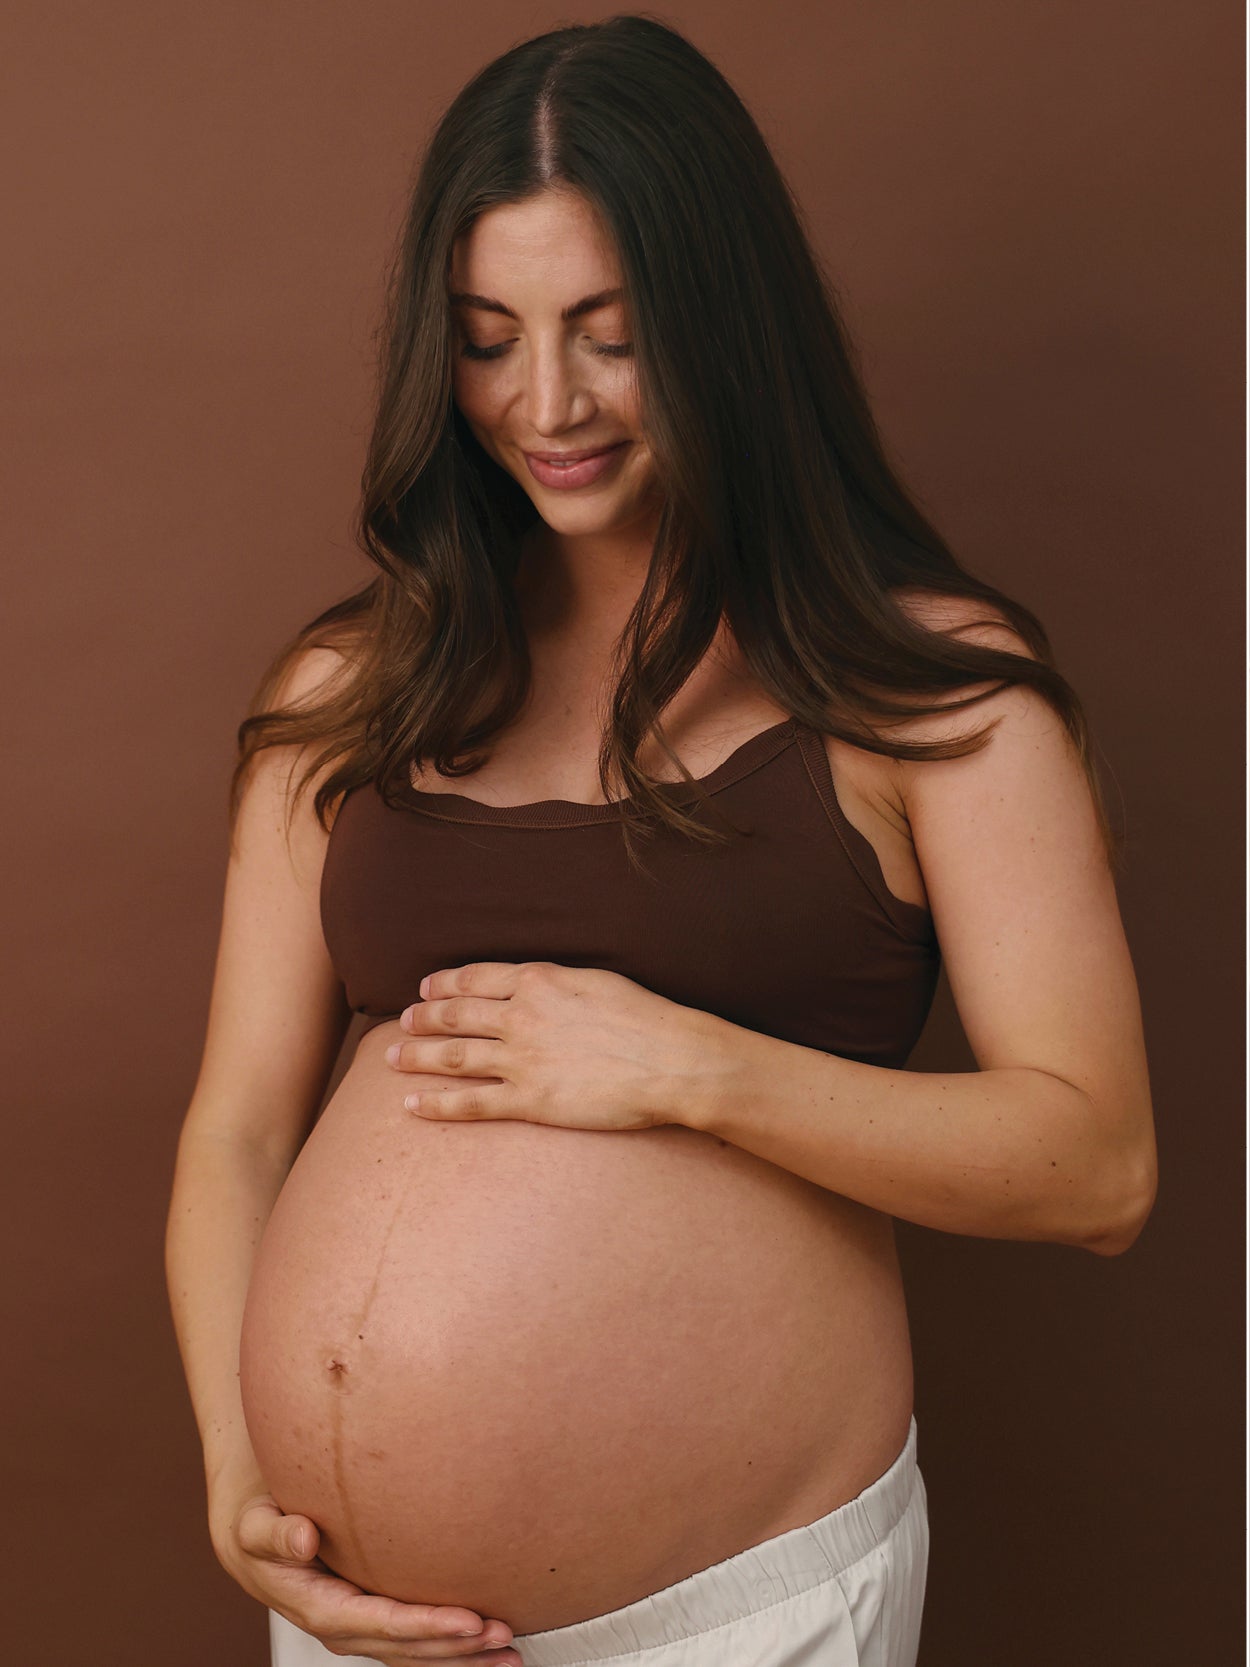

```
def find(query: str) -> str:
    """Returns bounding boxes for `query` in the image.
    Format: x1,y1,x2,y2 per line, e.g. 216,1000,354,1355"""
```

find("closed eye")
458,339,633,361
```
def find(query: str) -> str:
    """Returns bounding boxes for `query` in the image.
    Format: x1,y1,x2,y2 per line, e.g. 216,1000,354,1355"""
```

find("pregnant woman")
166,16,1157,1667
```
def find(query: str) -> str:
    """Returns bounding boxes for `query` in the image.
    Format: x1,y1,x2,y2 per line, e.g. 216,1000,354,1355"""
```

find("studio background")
1,3,1241,1663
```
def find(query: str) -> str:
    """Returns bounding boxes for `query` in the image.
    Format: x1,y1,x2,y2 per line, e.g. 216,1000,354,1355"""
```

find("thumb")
279,1514,320,1562
237,1496,321,1563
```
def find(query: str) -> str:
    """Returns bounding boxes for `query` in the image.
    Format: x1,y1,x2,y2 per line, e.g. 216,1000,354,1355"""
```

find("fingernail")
385,1043,401,1065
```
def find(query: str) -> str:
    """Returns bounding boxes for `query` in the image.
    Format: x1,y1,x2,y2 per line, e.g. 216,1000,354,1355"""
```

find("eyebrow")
448,287,624,323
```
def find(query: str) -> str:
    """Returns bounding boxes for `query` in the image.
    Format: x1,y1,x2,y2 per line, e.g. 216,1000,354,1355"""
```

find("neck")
515,514,659,644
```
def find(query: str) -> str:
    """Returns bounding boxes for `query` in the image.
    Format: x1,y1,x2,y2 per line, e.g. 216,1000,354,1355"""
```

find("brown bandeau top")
319,718,941,1070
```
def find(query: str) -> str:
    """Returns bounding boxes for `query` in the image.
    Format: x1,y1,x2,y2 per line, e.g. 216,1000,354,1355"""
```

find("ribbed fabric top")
320,718,941,1068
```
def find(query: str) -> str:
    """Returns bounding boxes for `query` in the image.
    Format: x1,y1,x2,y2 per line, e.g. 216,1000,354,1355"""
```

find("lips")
524,443,625,464
522,441,629,491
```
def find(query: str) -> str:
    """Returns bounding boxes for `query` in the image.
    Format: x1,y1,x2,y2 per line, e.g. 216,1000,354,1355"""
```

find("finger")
264,1558,521,1659
293,1586,520,1653
331,1632,521,1664
420,961,543,1002
341,1638,521,1665
406,1083,521,1122
398,995,510,1037
387,1035,507,1076
280,1571,507,1645
236,1498,319,1563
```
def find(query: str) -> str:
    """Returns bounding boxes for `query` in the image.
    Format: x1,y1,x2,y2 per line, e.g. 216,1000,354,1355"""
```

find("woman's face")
448,189,661,542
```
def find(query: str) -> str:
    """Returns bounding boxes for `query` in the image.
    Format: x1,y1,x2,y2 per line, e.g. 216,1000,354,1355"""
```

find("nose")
522,337,597,436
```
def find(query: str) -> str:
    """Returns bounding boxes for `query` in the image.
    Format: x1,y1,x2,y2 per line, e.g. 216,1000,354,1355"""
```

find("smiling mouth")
524,442,626,465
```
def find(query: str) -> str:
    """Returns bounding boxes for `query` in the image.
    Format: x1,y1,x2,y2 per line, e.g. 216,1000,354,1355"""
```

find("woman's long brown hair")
231,12,1121,875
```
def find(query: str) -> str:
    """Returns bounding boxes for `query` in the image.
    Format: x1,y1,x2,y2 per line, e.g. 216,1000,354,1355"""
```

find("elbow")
1082,1145,1158,1258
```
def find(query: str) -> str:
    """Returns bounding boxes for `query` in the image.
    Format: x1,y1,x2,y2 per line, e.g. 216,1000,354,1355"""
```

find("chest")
324,727,940,1068
408,713,929,918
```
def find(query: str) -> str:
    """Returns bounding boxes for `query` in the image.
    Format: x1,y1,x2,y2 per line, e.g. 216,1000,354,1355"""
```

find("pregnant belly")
239,1019,914,1636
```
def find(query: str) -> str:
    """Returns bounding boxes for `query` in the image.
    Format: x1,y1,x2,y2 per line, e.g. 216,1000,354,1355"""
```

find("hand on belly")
238,1020,913,1634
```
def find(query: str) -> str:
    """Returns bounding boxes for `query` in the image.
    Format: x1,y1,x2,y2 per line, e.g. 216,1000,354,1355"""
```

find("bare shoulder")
883,585,1096,879
828,587,1044,815
238,633,361,811
889,584,1040,662
884,584,1050,755
267,636,359,710
230,633,364,892
814,588,1044,904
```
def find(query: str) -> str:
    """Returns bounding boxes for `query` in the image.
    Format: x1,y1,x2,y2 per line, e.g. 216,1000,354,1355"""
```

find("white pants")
271,1414,928,1667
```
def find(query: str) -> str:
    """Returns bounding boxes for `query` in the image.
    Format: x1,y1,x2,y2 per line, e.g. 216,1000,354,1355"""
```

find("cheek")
611,376,648,449
452,367,507,434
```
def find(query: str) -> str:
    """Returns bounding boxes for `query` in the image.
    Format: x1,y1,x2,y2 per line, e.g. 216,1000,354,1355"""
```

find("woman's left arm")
685,671,1158,1258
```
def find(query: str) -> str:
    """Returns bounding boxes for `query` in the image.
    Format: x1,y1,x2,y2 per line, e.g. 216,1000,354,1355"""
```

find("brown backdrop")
2,3,1242,1662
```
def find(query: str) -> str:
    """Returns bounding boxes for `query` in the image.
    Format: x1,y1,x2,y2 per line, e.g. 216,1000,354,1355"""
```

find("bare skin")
234,187,929,1639
166,648,528,1665
172,184,1157,1663
237,613,925,1630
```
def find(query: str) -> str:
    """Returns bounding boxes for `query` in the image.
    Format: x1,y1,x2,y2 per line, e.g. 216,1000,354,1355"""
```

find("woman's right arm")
165,645,520,1665
166,643,356,1541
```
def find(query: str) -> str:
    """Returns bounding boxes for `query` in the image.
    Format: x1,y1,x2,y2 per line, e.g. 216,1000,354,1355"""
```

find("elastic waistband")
516,1414,920,1665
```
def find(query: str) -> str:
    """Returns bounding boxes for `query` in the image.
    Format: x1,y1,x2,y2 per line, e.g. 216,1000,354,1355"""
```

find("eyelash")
458,340,633,361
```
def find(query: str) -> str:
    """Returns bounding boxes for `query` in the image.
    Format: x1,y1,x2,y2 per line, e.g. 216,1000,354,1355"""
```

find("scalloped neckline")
398,717,800,826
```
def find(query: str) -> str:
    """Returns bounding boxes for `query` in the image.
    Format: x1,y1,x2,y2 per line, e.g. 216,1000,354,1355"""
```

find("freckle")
1051,1161,1057,1167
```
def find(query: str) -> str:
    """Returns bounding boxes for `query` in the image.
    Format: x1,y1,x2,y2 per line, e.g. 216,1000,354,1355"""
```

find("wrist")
665,1007,757,1135
206,1449,267,1518
207,1481,272,1574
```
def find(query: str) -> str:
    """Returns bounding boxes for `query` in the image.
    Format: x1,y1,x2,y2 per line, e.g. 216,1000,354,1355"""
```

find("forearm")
678,1016,1144,1254
164,1121,291,1501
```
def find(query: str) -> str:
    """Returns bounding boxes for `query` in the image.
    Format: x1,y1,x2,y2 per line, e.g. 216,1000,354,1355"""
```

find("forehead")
449,189,622,295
